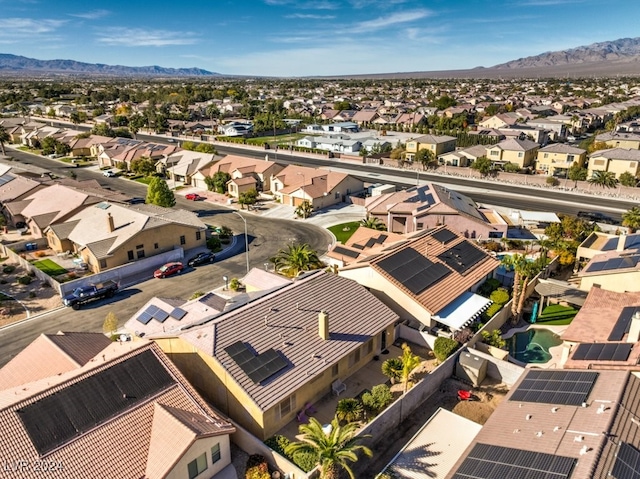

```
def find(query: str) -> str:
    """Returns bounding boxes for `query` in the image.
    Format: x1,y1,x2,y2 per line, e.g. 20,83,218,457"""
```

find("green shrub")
546,176,559,186
489,288,510,305
482,302,503,321
483,240,502,252
336,398,363,423
362,384,393,415
264,435,290,456
292,451,317,472
3,265,15,274
433,337,460,362
245,454,270,479
17,276,33,285
229,278,242,291
207,236,221,251
381,357,403,383
189,291,204,300
481,329,506,349
477,278,500,297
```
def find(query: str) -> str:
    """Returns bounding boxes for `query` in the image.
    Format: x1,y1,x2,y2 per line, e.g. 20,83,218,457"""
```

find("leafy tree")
381,357,403,384
128,114,145,138
619,171,637,187
0,125,10,156
195,142,217,154
333,100,351,110
207,171,231,193
285,417,372,479
181,141,196,151
588,141,609,153
399,343,421,393
567,162,588,187
471,156,493,177
390,145,405,160
336,398,363,423
361,384,393,415
432,95,457,110
414,148,437,170
358,146,369,161
360,216,386,231
503,162,521,173
102,311,119,335
588,170,618,189
146,176,176,207
40,137,69,156
622,206,640,233
270,243,323,278
238,188,258,210
130,156,156,176
295,200,313,219
91,123,115,137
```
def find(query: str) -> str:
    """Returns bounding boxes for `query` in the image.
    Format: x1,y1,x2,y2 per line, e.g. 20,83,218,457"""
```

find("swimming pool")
508,329,562,364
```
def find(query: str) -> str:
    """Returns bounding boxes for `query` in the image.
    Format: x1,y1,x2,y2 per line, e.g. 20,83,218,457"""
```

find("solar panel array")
0,173,15,186
18,349,175,455
451,443,576,479
612,442,640,479
225,341,288,384
363,234,388,249
377,247,451,295
572,343,632,362
137,304,178,325
333,245,361,259
609,307,640,341
510,370,599,406
170,307,187,320
432,228,458,244
438,241,487,274
587,255,640,273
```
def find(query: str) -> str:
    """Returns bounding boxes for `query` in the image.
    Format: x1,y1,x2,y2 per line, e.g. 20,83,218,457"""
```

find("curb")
0,305,66,332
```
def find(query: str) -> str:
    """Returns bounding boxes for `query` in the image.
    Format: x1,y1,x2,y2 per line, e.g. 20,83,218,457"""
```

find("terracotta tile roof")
0,340,234,479
177,270,398,411
327,228,407,264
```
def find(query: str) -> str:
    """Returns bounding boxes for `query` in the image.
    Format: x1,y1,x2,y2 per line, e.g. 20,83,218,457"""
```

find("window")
348,348,360,368
137,249,145,259
180,235,186,245
99,259,107,269
136,244,143,249
187,453,207,479
154,243,159,249
567,155,574,162
490,150,498,156
332,364,339,377
279,395,296,418
518,152,523,157
366,339,374,355
196,231,202,241
417,222,424,231
127,250,134,261
543,153,548,158
211,444,221,464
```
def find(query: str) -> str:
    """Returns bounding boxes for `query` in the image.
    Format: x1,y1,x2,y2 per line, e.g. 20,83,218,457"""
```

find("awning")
433,292,492,331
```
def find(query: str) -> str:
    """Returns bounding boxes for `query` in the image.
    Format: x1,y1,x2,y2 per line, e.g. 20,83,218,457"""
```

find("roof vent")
554,426,561,432
597,404,609,414
526,414,532,420
574,435,584,442
580,445,590,455
551,407,559,413
535,431,543,437
513,429,520,434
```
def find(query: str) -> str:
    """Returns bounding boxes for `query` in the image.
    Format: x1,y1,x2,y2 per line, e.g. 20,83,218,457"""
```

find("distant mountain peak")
0,53,219,77
492,37,640,69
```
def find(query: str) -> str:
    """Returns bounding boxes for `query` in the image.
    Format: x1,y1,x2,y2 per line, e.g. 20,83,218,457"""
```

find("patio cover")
519,210,560,223
433,292,492,331
535,278,588,307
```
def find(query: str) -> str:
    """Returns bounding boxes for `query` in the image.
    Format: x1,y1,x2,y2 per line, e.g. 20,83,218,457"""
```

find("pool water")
508,329,562,364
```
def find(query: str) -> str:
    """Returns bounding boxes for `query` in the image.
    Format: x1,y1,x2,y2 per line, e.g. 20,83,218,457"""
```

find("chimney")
107,212,115,232
627,310,640,343
318,311,329,340
617,234,627,252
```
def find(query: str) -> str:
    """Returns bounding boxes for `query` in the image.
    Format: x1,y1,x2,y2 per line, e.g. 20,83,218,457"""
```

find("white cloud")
264,0,339,9
69,9,110,20
0,18,65,34
349,0,408,8
350,9,432,33
96,28,199,47
285,13,336,19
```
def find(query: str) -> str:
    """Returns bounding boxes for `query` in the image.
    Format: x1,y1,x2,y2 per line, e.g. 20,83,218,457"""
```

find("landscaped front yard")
536,304,578,325
32,259,68,276
328,221,360,244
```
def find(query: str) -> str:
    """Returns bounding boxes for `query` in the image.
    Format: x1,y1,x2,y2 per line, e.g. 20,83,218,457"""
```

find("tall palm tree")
622,206,640,233
588,170,618,189
400,343,421,393
285,417,372,479
360,216,387,231
270,243,323,278
0,125,9,156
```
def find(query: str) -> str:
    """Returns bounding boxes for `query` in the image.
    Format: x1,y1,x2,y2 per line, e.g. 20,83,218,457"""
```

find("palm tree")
588,170,618,189
622,206,640,233
360,216,387,231
285,417,372,479
381,357,403,384
295,200,313,219
399,343,422,393
0,125,9,156
270,243,323,278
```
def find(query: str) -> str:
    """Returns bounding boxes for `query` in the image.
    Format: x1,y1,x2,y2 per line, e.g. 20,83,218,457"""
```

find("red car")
154,262,184,278
185,193,203,201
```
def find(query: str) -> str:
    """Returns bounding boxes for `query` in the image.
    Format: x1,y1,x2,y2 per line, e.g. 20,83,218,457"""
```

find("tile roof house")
478,113,519,129
194,154,284,195
0,338,236,479
405,134,457,161
158,150,216,186
485,138,539,168
339,226,500,334
45,202,206,272
576,232,640,262
578,244,640,293
66,134,113,158
536,143,587,176
446,368,640,479
365,183,508,239
560,287,640,369
146,270,399,440
595,130,640,150
0,172,46,206
326,227,406,267
588,147,640,179
271,165,364,210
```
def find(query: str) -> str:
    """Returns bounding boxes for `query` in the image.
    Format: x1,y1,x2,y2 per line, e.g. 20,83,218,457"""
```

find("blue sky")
0,0,638,77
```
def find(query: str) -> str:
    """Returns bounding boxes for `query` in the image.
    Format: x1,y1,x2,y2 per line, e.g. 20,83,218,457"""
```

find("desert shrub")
17,276,33,285
546,176,559,186
482,302,503,321
477,278,501,297
190,291,205,300
483,240,502,252
34,251,46,258
265,435,290,456
245,454,270,479
453,327,474,344
229,278,242,291
3,265,15,274
292,451,317,472
336,398,363,423
433,337,460,362
362,384,394,415
481,329,506,349
489,288,510,305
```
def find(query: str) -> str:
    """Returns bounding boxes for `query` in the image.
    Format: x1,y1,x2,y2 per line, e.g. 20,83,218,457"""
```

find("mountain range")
1,37,640,78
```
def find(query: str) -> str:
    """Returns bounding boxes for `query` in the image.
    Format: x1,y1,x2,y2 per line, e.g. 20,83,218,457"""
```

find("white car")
103,170,116,177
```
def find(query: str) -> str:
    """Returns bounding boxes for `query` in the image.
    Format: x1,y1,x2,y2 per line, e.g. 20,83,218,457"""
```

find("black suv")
187,251,216,267
577,211,615,224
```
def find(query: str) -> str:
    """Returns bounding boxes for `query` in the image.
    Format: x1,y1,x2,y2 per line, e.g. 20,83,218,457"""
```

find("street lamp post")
222,275,228,291
232,211,250,274
297,172,307,218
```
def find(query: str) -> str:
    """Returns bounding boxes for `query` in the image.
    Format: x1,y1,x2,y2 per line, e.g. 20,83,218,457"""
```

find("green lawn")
535,304,578,326
32,259,68,276
328,222,361,244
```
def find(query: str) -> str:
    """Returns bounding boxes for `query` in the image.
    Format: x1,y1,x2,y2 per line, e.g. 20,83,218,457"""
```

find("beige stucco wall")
579,271,640,293
536,151,586,175
588,157,639,178
604,139,640,150
487,146,538,168
165,435,231,479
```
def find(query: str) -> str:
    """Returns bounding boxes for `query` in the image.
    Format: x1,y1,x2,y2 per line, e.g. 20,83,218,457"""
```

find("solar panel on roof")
136,311,153,325
0,173,15,186
225,342,288,384
573,343,632,362
510,370,598,406
432,229,457,244
333,245,360,259
608,307,640,341
438,241,487,274
587,261,607,272
152,308,169,323
170,307,187,320
612,442,640,479
451,443,576,479
377,247,451,295
17,349,174,456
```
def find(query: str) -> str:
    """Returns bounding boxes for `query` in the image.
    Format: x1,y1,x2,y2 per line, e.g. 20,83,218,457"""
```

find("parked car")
103,170,116,177
577,211,615,224
154,262,184,278
62,280,119,310
185,193,203,201
125,197,145,205
188,251,216,267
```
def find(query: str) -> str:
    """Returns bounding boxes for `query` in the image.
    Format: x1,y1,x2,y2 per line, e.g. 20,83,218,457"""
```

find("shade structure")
433,292,492,331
